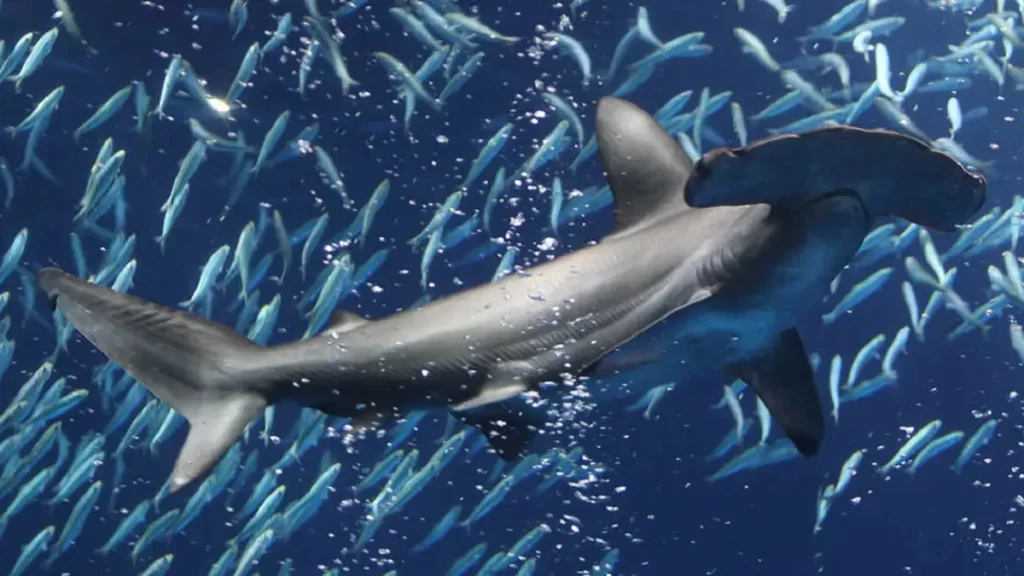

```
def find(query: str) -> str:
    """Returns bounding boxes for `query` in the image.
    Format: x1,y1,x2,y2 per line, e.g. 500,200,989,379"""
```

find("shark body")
37,97,985,492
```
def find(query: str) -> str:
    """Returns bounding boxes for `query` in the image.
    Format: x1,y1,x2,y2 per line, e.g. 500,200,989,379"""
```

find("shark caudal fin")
37,267,267,492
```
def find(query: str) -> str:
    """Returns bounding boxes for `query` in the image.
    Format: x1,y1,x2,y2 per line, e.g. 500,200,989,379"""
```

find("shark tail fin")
37,267,268,493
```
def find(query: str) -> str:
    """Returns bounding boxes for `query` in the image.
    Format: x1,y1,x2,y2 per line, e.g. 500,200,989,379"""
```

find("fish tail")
37,267,268,493
981,323,993,341
781,4,796,22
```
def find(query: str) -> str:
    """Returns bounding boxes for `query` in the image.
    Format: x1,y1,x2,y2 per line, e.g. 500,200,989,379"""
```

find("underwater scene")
0,0,1019,574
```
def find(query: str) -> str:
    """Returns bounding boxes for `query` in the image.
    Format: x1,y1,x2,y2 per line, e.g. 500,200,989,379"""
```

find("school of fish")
0,0,1018,574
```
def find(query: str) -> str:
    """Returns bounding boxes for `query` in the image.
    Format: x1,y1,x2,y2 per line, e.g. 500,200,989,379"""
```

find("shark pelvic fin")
451,377,526,412
595,97,693,236
459,411,536,461
37,267,267,492
454,397,545,462
727,327,824,457
451,361,533,412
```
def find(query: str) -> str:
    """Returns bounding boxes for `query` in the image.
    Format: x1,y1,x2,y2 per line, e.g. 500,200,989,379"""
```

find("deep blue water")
0,0,1020,574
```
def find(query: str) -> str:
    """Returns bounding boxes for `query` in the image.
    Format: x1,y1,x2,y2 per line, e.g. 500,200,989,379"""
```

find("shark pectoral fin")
727,328,824,457
37,267,268,492
595,97,694,236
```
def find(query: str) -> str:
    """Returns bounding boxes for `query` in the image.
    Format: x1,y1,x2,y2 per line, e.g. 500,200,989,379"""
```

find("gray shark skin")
37,97,985,492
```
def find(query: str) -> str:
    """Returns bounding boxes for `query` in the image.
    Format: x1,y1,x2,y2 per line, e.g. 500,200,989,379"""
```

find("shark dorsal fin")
595,97,693,235
326,310,368,333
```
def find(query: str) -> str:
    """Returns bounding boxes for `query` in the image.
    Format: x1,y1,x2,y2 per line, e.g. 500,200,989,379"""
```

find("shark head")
684,126,986,232
592,97,839,459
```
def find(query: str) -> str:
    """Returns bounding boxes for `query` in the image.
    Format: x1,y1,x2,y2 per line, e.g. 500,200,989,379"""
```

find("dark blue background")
0,0,1018,574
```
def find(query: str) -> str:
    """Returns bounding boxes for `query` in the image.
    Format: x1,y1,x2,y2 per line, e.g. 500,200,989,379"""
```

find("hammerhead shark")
38,96,985,492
